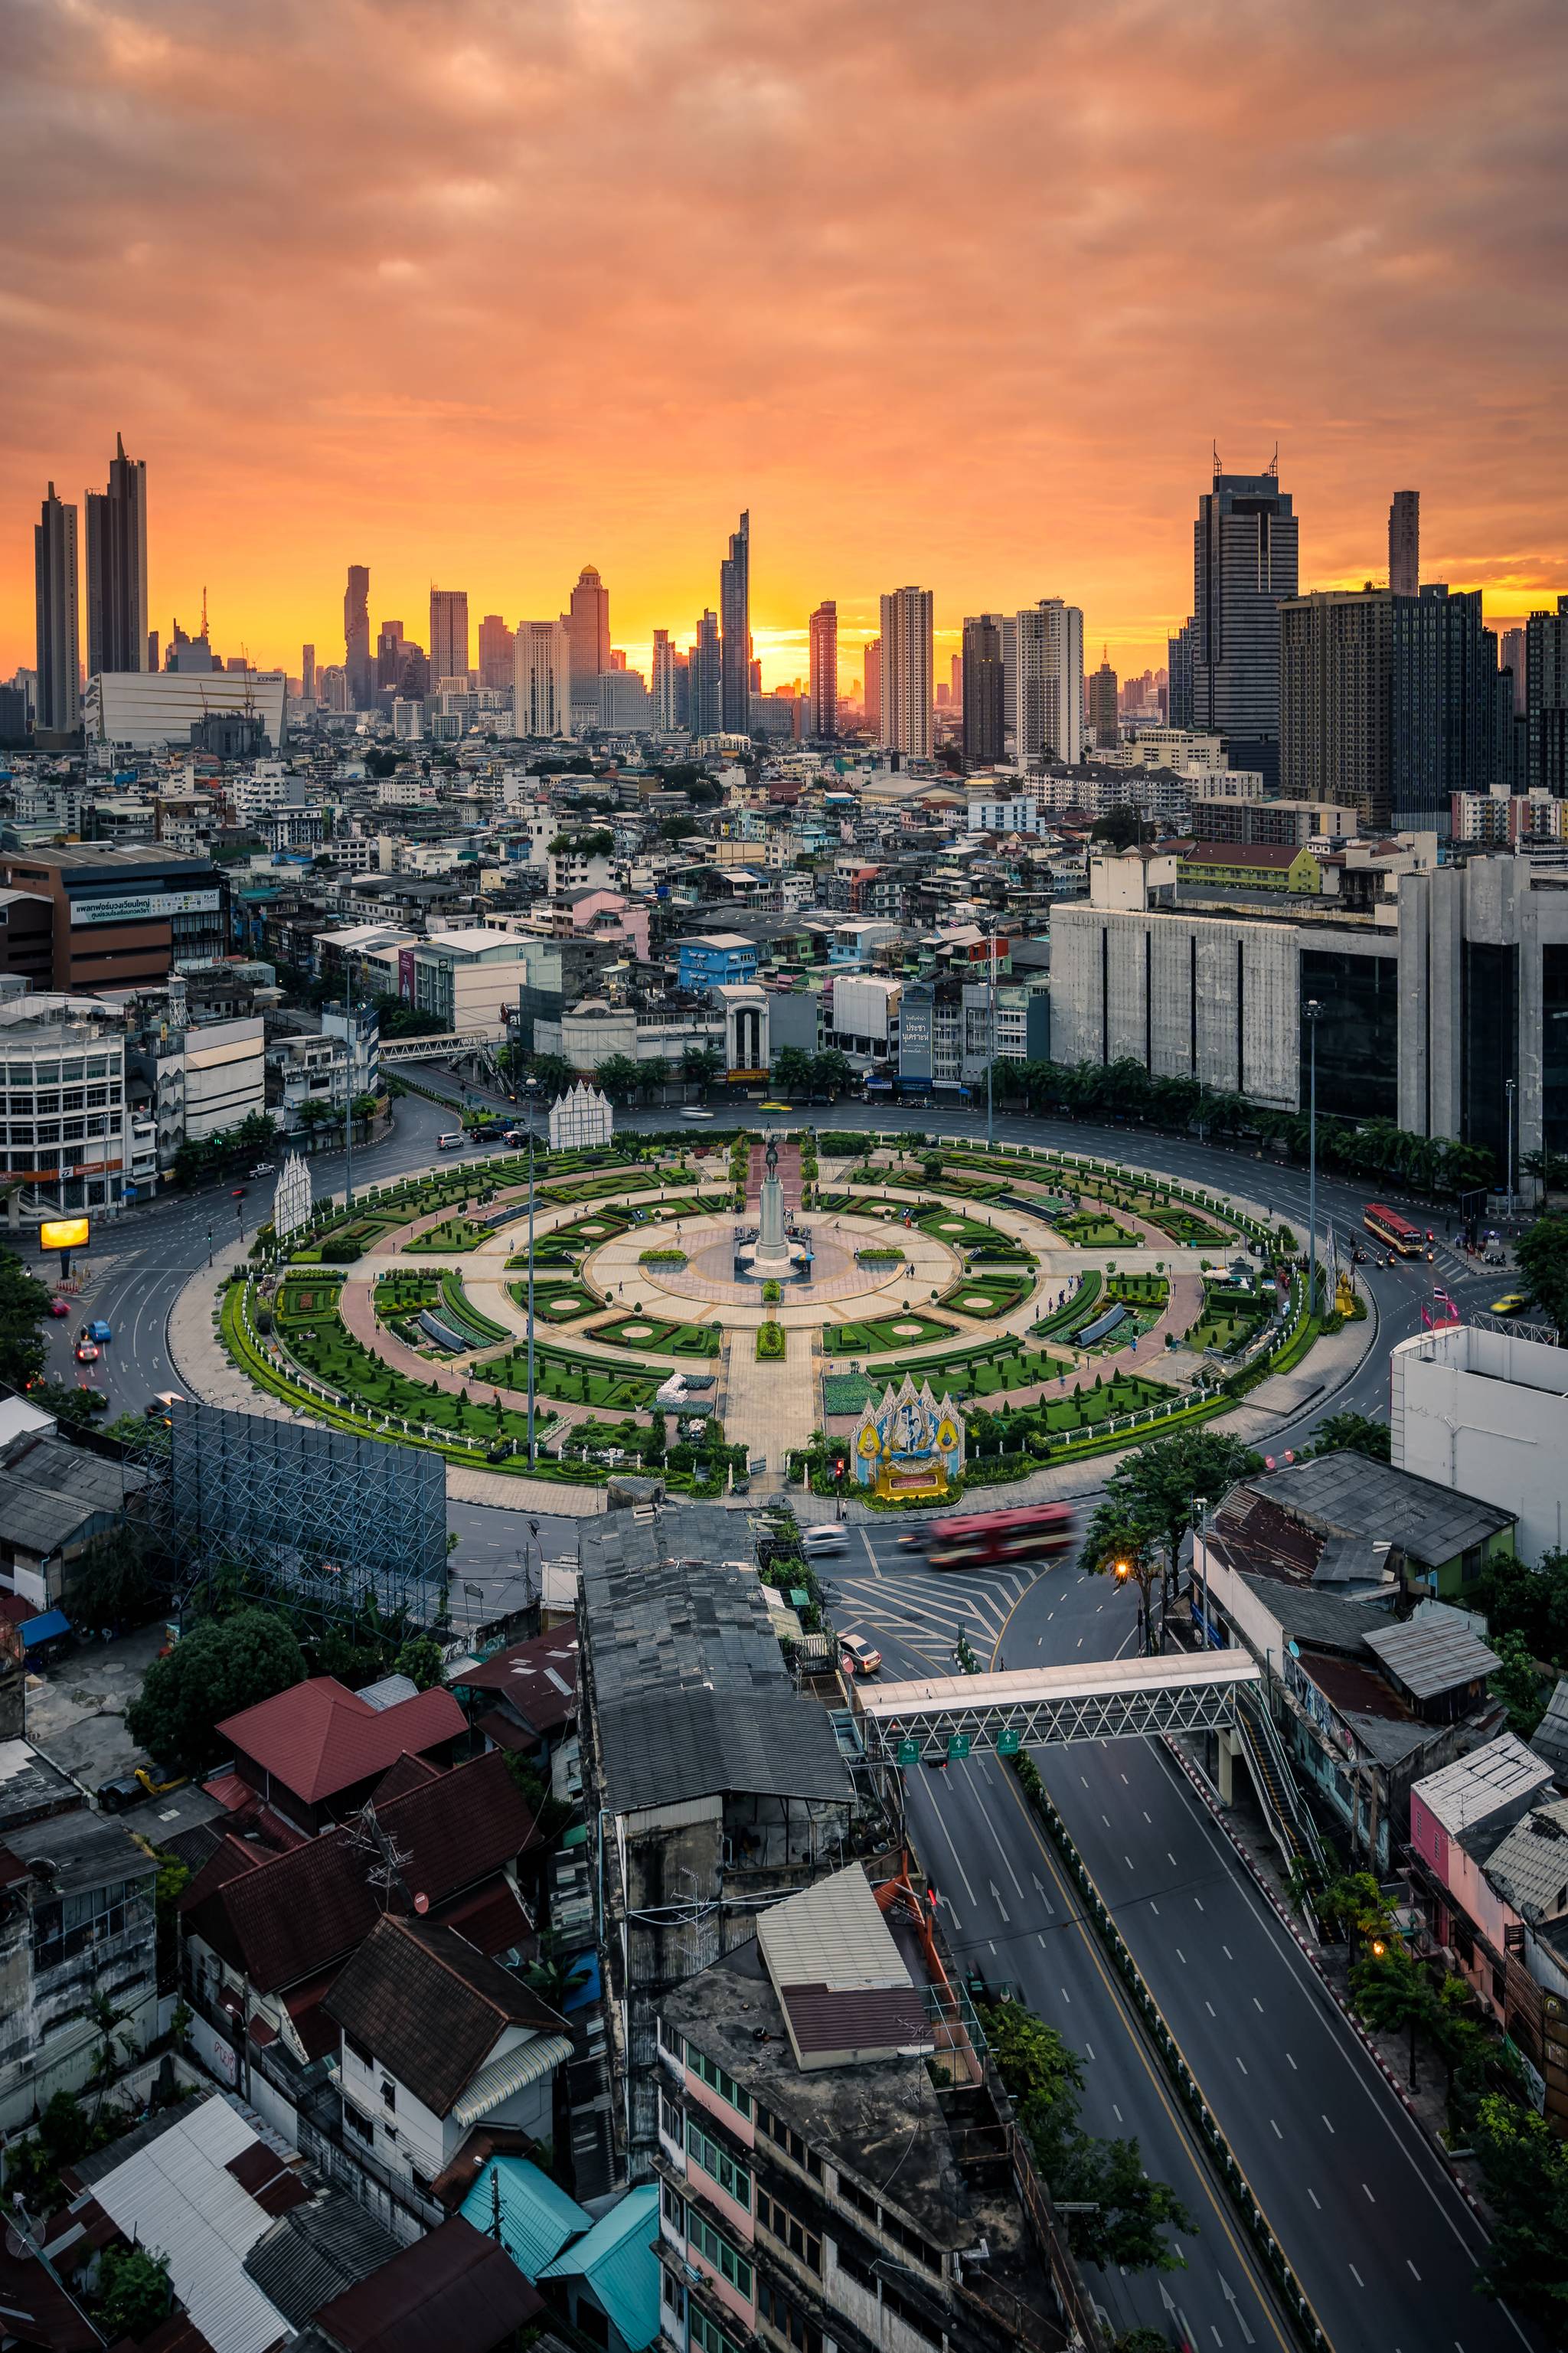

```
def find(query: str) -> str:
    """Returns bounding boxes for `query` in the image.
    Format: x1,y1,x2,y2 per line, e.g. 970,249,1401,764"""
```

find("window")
344,2102,374,2143
380,2078,397,2110
662,2270,681,2315
880,2279,944,2348
756,2106,822,2179
691,2307,746,2353
659,2091,684,2145
687,2118,751,2209
686,2206,753,2299
684,2041,753,2119
662,2181,685,2234
756,2189,822,2276
32,1880,132,1973
758,2283,822,2353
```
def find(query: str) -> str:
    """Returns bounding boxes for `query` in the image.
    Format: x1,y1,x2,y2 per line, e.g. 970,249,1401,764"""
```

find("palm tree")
527,1053,577,1101
682,1044,724,1102
294,1099,341,1149
771,1046,814,1100
87,1989,135,2113
595,1054,641,1107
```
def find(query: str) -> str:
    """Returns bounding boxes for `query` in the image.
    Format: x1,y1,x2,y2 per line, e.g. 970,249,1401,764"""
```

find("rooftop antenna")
346,1799,414,1912
1212,440,1222,479
201,584,209,641
1266,443,1279,479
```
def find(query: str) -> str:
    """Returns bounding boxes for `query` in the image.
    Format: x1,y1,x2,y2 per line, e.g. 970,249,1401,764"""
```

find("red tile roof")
311,2215,543,2353
217,1676,466,1806
452,1633,579,1733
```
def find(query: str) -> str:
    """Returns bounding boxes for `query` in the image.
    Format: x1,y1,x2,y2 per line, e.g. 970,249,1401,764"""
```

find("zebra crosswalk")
827,1546,1044,1672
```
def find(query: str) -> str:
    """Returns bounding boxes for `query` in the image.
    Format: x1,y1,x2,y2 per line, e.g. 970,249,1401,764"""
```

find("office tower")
375,621,405,691
808,601,838,737
949,653,963,707
1500,626,1527,694
1391,585,1504,831
84,433,149,678
567,566,611,686
34,483,81,737
1390,489,1419,598
652,629,678,730
961,615,1004,765
720,511,752,733
689,610,722,736
1279,587,1395,828
430,587,469,688
146,629,159,673
863,638,882,736
1088,649,1119,750
1526,596,1568,796
1014,597,1084,765
343,566,372,708
301,644,316,703
512,619,572,738
1192,462,1298,786
878,587,934,758
672,648,691,730
397,643,430,700
478,615,514,693
1167,617,1195,730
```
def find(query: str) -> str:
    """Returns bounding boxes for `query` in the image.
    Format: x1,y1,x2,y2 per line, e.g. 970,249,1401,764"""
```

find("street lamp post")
524,1076,540,1466
1304,998,1321,1319
1505,1077,1517,1213
985,921,999,1152
1192,1495,1209,1650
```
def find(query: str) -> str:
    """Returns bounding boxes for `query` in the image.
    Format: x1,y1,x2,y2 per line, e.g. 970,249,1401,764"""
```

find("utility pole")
1304,998,1321,1317
524,1075,539,1466
985,918,998,1151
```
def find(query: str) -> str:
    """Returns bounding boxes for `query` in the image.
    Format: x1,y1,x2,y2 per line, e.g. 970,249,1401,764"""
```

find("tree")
1350,1946,1435,2084
127,1607,307,1772
0,1245,51,1391
26,1377,109,1427
1491,1631,1550,1740
98,2244,173,2340
681,1044,724,1100
393,1634,446,1691
595,1054,641,1107
1517,1214,1568,1335
1475,1551,1568,1668
64,1525,162,1629
526,1052,577,1100
812,1048,852,1099
1523,1149,1568,1195
1089,804,1146,851
1081,1431,1264,1593
771,1046,814,1099
295,1097,341,1136
87,1987,136,2112
1472,2093,1568,2335
1305,1411,1391,1462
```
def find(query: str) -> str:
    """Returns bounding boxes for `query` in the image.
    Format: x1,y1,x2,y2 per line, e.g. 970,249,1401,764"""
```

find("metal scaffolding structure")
854,1652,1261,1763
167,1401,448,1626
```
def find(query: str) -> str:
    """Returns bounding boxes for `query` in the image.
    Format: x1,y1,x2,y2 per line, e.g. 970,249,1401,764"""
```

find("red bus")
906,1502,1076,1572
1364,1202,1425,1257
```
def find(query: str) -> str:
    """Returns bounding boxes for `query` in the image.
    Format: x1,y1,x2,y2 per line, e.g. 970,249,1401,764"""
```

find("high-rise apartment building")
429,587,469,688
84,433,149,680
1391,585,1504,831
808,600,838,737
878,587,934,759
651,629,678,730
512,619,572,738
950,652,964,705
343,566,372,708
689,610,722,737
1526,597,1568,797
1279,587,1395,828
1088,650,1119,750
1193,465,1298,786
375,620,405,691
1014,597,1083,766
478,614,514,693
567,567,611,721
961,616,1004,766
1390,489,1420,598
863,637,882,737
720,511,751,733
301,645,316,703
146,629,159,672
34,483,80,738
1167,616,1196,730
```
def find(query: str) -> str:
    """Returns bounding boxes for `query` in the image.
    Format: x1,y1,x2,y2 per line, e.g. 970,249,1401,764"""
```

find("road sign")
997,1727,1021,1756
897,1738,920,1766
946,1733,972,1762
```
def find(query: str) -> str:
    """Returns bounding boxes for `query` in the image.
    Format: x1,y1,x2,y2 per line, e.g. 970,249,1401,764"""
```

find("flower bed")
517,1279,598,1322
584,1314,720,1358
756,1322,786,1361
822,1313,956,1354
934,1273,1034,1319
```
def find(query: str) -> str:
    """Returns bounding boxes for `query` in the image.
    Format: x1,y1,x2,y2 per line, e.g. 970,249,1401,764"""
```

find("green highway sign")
897,1738,920,1766
946,1733,972,1762
997,1727,1021,1756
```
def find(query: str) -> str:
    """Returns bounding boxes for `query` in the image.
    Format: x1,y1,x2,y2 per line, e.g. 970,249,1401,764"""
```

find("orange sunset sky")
3,0,1566,692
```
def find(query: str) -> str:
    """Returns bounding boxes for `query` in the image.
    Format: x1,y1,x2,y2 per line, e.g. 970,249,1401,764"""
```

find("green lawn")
822,1313,956,1354
403,1216,489,1254
436,1270,508,1345
586,1313,720,1358
521,1279,599,1322
474,1342,658,1410
934,1273,1034,1319
1030,1270,1104,1337
1057,1212,1136,1247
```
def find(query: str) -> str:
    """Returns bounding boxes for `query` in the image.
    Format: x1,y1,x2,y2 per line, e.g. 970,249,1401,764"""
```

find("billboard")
39,1216,90,1253
70,887,221,927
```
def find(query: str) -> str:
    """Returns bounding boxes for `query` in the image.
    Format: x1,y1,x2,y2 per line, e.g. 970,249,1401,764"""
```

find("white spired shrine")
272,1151,313,1242
548,1081,614,1151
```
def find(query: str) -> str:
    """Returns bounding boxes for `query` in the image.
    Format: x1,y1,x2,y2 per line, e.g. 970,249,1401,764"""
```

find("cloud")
2,0,1565,677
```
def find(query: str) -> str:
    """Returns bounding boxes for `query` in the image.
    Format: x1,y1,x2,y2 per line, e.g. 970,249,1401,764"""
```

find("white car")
681,1106,716,1120
840,1634,883,1677
802,1525,849,1555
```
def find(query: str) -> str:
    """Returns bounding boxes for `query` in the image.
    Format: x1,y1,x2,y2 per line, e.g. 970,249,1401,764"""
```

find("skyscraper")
720,511,751,734
690,610,722,737
1525,596,1568,796
1192,462,1298,786
430,587,469,688
949,654,964,707
1014,598,1084,765
1389,490,1420,598
1391,585,1504,830
1279,587,1394,828
863,639,882,737
1088,650,1119,750
651,629,678,730
84,433,148,678
34,482,80,737
478,615,514,693
961,616,1004,766
512,620,572,738
344,566,372,708
376,621,406,691
1167,617,1196,730
301,644,316,703
879,587,934,759
808,601,838,738
567,567,611,724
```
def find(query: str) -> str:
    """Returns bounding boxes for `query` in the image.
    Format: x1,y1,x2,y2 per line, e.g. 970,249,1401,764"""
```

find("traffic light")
834,1455,848,1484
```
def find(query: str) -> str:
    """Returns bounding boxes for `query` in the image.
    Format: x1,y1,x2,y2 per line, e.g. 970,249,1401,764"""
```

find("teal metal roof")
459,2157,590,2279
541,2183,660,2352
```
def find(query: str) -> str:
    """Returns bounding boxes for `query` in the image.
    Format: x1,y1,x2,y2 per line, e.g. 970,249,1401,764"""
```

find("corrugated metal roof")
1245,1453,1514,1565
759,1864,910,1995
1532,1677,1568,1776
450,2032,574,2126
459,2157,589,2279
90,2094,292,2353
1364,1613,1499,1699
1413,1734,1553,1832
539,2183,661,2353
1485,1800,1568,1923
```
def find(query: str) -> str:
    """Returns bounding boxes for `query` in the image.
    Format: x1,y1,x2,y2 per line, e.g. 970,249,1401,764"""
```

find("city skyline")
3,3,1566,685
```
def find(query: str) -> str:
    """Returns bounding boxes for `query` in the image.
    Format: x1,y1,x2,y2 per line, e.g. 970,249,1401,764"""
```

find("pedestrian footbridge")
854,1651,1262,1763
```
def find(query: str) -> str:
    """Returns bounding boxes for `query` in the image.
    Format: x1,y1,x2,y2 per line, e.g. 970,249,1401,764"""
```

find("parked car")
840,1634,883,1677
95,1774,145,1815
74,1340,100,1364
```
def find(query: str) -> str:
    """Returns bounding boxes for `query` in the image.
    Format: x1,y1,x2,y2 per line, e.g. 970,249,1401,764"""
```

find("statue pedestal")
752,1173,792,1268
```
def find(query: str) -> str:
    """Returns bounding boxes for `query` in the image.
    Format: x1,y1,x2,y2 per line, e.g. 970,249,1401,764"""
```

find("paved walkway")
720,1331,819,1489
